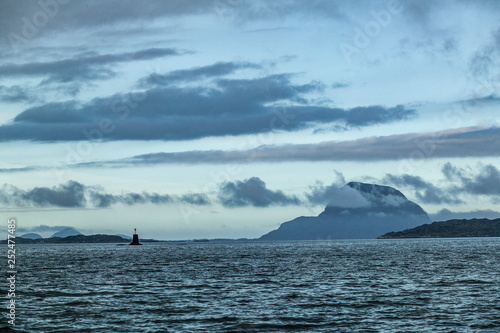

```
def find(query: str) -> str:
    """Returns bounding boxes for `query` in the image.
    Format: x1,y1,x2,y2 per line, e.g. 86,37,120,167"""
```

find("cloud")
90,190,210,207
88,191,174,208
0,181,87,207
383,163,500,209
17,225,75,233
0,48,183,84
218,177,300,207
331,82,350,89
1,127,497,174
469,28,500,79
0,1,214,48
468,28,500,99
142,61,261,86
0,0,344,46
430,208,500,221
443,162,500,196
221,1,344,21
0,181,82,208
14,101,83,123
180,193,211,206
344,105,415,127
0,73,416,142
306,181,371,207
18,181,86,207
96,126,500,166
383,174,462,205
0,181,210,209
382,163,500,207
89,192,118,208
0,85,38,103
2,0,500,54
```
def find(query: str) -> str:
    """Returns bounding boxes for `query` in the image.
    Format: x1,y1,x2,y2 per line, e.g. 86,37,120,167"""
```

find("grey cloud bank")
0,48,183,83
115,126,500,165
218,177,301,208
0,72,415,142
142,61,262,86
0,181,209,209
383,174,463,205
383,163,500,207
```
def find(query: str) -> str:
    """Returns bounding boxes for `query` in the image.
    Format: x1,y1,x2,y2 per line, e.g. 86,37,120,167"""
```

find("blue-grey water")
8,239,500,332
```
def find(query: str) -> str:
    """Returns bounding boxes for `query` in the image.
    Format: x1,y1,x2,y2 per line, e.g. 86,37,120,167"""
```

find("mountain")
49,234,129,243
260,182,430,240
50,227,82,238
378,218,500,238
19,233,43,239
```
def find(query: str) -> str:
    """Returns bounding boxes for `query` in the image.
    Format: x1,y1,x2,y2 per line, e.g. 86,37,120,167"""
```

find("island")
3,233,162,244
378,218,500,238
5,234,131,244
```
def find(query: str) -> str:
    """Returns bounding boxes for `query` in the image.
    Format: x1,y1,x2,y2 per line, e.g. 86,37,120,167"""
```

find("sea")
6,239,500,332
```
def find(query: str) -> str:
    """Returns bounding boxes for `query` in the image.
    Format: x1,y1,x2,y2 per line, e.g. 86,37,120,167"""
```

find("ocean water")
8,239,500,332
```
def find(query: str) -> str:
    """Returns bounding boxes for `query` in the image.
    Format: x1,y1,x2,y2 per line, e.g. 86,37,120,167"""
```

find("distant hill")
260,182,430,240
4,233,163,244
51,234,129,243
19,233,43,239
378,218,500,238
8,234,130,244
50,227,82,238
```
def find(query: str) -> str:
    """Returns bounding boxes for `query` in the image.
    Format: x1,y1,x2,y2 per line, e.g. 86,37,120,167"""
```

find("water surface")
10,239,500,332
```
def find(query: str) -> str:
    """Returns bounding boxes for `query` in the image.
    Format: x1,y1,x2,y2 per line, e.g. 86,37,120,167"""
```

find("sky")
1,0,500,240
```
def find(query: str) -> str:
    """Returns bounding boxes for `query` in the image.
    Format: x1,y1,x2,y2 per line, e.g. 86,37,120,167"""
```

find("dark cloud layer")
113,126,500,166
0,73,415,142
143,61,261,85
382,163,500,208
443,162,500,196
1,1,214,49
218,177,300,207
0,0,345,47
383,174,462,205
0,181,209,208
20,181,86,208
5,0,498,46
0,48,183,84
0,85,38,103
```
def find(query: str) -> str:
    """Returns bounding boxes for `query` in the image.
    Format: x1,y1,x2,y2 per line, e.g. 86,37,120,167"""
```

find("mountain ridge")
378,218,500,238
